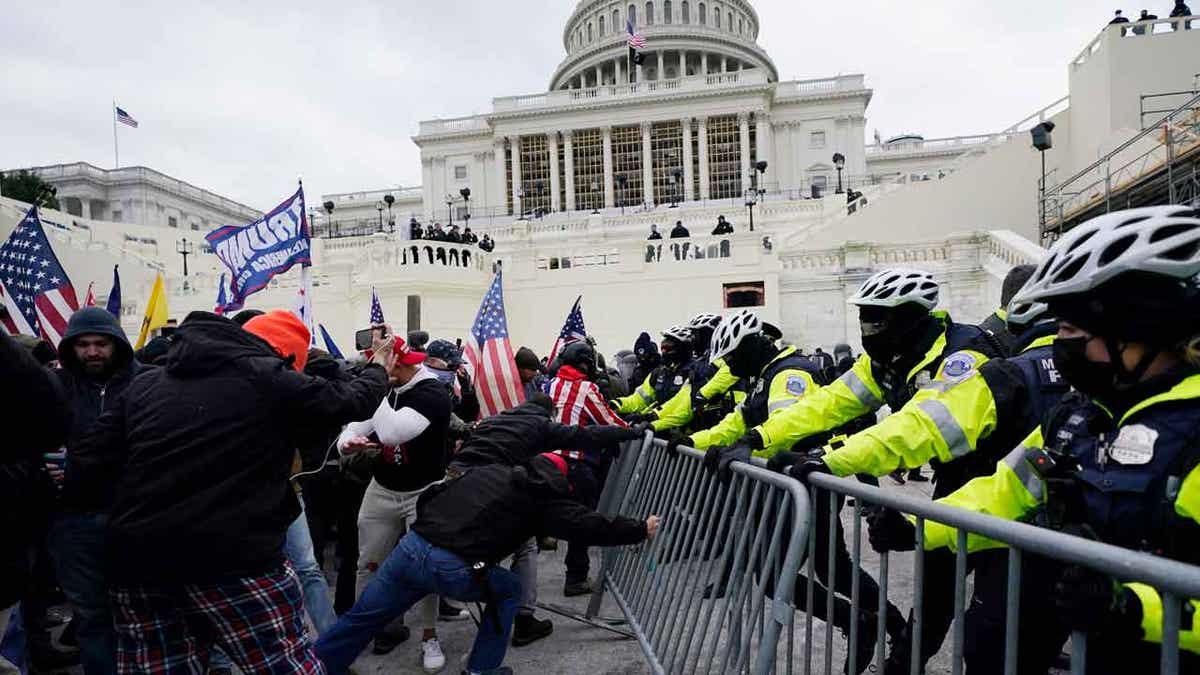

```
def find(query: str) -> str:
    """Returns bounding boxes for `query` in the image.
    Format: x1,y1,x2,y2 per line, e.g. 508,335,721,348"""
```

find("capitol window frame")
707,114,741,200
698,2,705,24
613,9,620,31
682,1,689,23
612,126,644,208
168,216,178,228
664,0,672,24
713,7,720,27
454,165,468,180
727,12,733,31
628,4,636,25
645,1,654,25
599,14,606,35
810,130,827,148
587,22,593,42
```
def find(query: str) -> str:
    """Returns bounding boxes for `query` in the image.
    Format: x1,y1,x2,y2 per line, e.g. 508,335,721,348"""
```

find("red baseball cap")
392,336,427,366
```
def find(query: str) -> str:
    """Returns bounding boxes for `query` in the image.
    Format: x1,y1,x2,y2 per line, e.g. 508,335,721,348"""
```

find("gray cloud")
3,0,1106,210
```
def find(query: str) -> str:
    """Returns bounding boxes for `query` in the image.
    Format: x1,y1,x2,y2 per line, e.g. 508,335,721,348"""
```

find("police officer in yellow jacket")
644,313,745,434
889,207,1200,673
612,325,694,418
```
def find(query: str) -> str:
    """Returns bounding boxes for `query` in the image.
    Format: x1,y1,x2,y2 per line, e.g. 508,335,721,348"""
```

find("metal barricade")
796,471,1200,675
584,434,813,675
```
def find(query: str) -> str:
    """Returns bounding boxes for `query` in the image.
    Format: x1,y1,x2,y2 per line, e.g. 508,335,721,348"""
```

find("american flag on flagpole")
293,268,317,347
0,206,79,346
115,106,138,128
83,282,96,307
626,16,646,49
463,270,524,418
370,287,385,325
546,295,587,366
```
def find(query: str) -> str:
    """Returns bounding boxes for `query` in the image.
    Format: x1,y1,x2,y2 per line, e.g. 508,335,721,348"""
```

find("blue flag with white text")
206,187,310,313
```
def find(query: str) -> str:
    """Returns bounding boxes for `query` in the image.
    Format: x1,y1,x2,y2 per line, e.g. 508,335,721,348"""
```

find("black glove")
766,451,804,475
788,457,833,486
664,434,691,458
1053,565,1142,637
594,426,643,444
704,436,755,482
866,508,916,552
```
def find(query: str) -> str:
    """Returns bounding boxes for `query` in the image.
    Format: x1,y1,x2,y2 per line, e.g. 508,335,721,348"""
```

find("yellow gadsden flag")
134,273,169,349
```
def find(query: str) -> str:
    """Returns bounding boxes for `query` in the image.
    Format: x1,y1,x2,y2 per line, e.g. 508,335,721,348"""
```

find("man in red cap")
63,310,392,675
336,330,453,671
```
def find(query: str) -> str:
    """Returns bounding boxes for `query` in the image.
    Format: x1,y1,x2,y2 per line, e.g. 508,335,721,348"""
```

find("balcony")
493,69,772,113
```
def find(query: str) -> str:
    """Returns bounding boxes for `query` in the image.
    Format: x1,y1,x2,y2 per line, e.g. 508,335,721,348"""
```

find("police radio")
1023,446,1088,533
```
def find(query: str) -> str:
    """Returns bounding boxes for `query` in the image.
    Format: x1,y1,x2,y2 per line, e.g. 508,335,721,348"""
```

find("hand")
766,451,804,475
705,438,753,482
340,435,380,455
788,458,832,485
645,515,662,539
42,450,66,486
664,434,690,459
368,336,396,371
1053,565,1141,636
631,421,654,435
866,508,916,552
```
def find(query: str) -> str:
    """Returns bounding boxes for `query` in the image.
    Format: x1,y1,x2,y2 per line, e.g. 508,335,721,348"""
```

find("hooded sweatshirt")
64,312,389,585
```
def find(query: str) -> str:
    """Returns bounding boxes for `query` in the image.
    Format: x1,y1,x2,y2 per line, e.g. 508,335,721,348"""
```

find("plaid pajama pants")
110,563,324,675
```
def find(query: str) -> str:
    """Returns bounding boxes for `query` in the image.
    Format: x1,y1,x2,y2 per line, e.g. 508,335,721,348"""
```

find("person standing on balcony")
1109,9,1131,34
647,223,662,240
1133,8,1158,33
479,234,495,252
670,220,691,260
711,215,734,235
1171,1,1193,17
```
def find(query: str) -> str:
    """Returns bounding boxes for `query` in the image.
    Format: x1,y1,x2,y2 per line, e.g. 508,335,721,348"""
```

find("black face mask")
1053,336,1120,400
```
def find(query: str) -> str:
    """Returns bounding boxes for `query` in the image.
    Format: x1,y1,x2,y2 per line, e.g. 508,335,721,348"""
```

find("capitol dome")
551,0,778,90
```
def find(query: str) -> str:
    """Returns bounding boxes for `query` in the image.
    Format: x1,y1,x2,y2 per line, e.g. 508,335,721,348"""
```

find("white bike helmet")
709,310,762,361
661,325,693,344
848,268,940,310
1011,206,1200,306
688,313,723,330
1005,298,1050,330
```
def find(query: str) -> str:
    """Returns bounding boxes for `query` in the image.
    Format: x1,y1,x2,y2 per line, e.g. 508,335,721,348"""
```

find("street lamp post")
460,188,471,231
832,153,845,194
323,200,335,237
1031,122,1055,228
446,194,455,227
376,201,384,231
745,161,768,232
176,238,194,290
383,193,395,232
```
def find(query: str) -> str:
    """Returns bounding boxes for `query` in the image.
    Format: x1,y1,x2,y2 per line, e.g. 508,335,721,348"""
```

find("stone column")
755,111,772,189
492,138,507,215
548,132,561,212
615,57,624,85
679,50,686,78
722,55,729,73
564,131,576,210
510,136,523,216
681,117,694,201
637,62,644,84
738,112,751,193
641,122,654,206
657,51,665,80
602,126,615,208
422,157,435,220
595,64,603,86
790,121,803,192
701,52,708,75
698,117,710,200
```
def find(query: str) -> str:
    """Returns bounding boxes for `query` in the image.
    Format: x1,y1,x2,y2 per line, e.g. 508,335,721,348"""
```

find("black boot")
511,614,553,647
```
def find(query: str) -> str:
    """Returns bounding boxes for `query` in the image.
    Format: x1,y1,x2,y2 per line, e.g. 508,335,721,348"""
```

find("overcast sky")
3,0,1111,211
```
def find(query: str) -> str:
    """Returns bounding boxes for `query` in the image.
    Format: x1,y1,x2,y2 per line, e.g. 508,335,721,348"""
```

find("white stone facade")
19,162,262,233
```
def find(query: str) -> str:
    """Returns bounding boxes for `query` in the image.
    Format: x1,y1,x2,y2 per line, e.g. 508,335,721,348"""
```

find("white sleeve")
371,404,432,446
336,400,384,451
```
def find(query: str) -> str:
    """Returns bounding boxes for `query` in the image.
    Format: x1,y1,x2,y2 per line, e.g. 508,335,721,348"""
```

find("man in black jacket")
65,310,391,675
315,452,658,675
49,306,146,675
0,331,68,674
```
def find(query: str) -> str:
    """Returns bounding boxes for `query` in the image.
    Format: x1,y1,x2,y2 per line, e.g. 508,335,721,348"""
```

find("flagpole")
112,100,119,168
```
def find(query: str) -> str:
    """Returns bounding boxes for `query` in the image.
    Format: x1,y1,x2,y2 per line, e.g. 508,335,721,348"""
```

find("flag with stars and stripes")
463,270,524,418
546,295,587,367
0,206,79,346
293,278,317,347
370,287,385,325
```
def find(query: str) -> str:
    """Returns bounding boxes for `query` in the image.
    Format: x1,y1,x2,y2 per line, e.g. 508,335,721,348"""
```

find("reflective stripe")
916,399,971,459
636,386,653,403
839,370,881,408
1002,445,1045,501
768,399,799,413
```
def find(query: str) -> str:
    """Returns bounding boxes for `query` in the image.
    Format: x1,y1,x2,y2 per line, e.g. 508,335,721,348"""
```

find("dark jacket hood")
59,307,133,375
522,457,573,497
165,311,282,377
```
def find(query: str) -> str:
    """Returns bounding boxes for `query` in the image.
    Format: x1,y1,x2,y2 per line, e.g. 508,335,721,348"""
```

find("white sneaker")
421,637,446,673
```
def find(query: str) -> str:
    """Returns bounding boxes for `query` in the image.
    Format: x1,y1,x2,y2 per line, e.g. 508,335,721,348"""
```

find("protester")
631,332,660,386
514,346,547,400
446,225,462,243
50,306,149,675
410,218,424,240
314,452,659,675
647,224,662,240
479,234,495,252
1134,8,1158,34
337,334,452,671
711,215,734,235
1171,0,1193,17
62,310,391,675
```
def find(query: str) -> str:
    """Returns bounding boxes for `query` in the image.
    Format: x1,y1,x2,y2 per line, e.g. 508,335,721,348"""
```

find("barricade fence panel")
583,436,1200,675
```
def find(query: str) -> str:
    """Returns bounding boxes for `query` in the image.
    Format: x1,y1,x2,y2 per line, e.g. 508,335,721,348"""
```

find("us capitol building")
5,4,1197,357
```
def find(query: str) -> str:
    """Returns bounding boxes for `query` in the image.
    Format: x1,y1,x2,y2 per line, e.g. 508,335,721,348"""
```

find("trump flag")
207,187,310,313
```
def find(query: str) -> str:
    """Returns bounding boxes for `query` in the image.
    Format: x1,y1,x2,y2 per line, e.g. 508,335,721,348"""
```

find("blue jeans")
315,531,520,674
49,513,115,675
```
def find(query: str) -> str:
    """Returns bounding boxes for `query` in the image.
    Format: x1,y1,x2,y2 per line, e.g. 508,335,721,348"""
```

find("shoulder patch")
673,375,684,386
940,352,979,382
786,374,808,396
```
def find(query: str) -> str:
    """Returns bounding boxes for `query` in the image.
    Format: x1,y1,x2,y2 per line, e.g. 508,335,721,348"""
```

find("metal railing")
580,434,812,675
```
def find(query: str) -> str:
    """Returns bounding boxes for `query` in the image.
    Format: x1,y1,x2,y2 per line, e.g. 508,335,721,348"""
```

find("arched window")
713,7,720,27
599,14,606,35
738,17,743,34
587,22,593,41
727,12,733,30
664,0,672,24
682,1,690,22
645,2,654,25
698,2,705,24
613,9,620,30
629,4,636,24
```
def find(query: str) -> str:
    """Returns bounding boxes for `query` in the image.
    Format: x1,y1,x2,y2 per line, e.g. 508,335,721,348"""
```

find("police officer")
781,291,1070,673
652,313,754,434
978,263,1037,356
612,326,694,421
914,206,1200,672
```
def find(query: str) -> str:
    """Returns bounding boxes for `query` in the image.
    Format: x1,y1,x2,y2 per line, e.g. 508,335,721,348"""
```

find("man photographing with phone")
337,328,454,672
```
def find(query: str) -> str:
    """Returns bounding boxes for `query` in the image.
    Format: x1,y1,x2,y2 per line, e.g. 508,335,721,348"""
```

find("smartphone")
355,325,389,351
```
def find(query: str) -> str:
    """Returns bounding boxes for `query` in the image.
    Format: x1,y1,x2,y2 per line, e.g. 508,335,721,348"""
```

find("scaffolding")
613,125,644,208
519,135,551,216
651,121,684,205
573,128,604,211
707,115,741,199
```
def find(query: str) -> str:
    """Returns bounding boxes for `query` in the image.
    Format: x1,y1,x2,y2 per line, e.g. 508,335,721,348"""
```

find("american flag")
626,16,645,49
115,106,138,128
546,295,587,366
463,270,525,418
83,282,96,307
293,276,317,347
0,206,79,346
370,287,385,325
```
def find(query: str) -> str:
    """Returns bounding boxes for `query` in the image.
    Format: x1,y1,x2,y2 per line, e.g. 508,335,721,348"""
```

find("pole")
112,100,119,168
1039,151,1046,227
